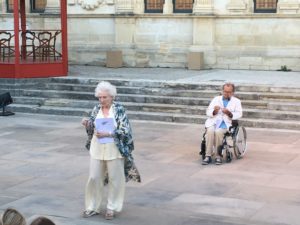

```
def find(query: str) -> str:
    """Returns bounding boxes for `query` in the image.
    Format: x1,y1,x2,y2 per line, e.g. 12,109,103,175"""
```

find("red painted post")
13,0,20,77
61,0,68,74
20,0,27,60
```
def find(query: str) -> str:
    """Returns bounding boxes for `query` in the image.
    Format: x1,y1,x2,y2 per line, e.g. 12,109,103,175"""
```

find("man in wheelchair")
201,83,243,165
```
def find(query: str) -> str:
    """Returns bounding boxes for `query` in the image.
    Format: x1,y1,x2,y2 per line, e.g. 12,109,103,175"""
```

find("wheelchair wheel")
233,126,247,159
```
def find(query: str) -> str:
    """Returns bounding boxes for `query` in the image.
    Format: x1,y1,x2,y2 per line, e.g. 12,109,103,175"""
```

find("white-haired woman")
81,81,140,220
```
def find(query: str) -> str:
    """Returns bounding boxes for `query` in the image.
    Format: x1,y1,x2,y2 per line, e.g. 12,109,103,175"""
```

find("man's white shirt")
205,95,242,129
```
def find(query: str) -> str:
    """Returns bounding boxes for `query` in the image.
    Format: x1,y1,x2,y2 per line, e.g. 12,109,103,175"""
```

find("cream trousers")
205,126,227,158
85,157,125,213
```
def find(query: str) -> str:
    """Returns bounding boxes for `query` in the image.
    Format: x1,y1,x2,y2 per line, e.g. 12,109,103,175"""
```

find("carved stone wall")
115,0,134,13
65,14,300,71
163,0,173,14
1,1,300,70
226,0,248,14
278,0,300,14
67,0,115,13
193,0,214,14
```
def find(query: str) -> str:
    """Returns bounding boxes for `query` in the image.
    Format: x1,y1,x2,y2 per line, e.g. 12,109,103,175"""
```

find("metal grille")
146,0,164,10
256,0,277,9
175,0,193,10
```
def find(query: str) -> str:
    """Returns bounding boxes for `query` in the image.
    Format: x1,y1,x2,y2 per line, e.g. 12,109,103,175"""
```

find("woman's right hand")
81,118,89,127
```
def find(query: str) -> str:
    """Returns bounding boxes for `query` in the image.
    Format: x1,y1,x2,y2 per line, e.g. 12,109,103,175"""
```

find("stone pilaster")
133,0,144,14
277,0,300,14
68,0,76,6
115,0,134,13
163,0,173,14
45,0,60,13
226,0,247,14
193,0,214,14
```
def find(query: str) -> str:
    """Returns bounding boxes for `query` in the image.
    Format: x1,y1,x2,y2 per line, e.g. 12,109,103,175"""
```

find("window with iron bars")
31,0,47,13
144,0,164,13
6,0,47,13
254,0,278,13
173,0,193,13
6,0,13,12
144,0,194,13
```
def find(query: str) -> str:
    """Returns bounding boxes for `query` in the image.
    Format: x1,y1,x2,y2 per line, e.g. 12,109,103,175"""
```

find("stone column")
248,0,254,14
68,0,76,6
134,0,144,14
226,0,247,14
25,0,31,13
115,0,134,13
163,0,173,14
45,0,60,14
0,0,3,13
193,0,214,14
277,0,300,14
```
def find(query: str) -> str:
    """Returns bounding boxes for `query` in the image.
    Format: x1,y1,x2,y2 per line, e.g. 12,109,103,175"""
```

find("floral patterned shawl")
85,102,141,183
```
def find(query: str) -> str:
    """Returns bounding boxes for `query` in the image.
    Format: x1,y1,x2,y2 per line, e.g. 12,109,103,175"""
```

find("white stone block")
250,65,271,71
229,64,250,70
239,57,263,65
217,56,239,64
216,64,230,69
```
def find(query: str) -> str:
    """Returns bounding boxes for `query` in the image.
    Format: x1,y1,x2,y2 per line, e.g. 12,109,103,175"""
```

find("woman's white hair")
94,81,117,98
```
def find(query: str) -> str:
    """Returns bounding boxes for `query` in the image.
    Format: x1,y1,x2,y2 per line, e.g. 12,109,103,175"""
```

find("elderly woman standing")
82,81,140,220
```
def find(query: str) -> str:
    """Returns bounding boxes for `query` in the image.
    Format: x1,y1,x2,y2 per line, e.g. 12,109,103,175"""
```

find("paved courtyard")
0,112,300,225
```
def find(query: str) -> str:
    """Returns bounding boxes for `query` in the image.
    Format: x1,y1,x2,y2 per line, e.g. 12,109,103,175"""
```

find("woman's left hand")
95,131,111,138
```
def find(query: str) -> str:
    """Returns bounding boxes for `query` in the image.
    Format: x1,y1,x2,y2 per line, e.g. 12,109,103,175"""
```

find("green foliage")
278,65,292,72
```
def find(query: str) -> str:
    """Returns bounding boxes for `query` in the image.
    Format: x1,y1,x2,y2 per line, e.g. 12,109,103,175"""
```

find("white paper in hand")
95,118,115,144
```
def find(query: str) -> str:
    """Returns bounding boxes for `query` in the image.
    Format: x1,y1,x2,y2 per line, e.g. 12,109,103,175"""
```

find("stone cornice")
67,13,300,19
1,13,300,19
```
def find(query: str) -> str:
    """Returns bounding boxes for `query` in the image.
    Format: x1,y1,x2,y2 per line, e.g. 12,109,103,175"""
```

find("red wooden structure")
0,0,68,78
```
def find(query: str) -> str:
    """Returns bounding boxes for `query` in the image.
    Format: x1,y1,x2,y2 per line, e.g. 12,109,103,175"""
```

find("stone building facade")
1,0,300,71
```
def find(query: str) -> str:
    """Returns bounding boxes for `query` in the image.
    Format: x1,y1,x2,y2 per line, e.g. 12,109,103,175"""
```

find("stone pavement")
0,113,300,225
68,65,300,88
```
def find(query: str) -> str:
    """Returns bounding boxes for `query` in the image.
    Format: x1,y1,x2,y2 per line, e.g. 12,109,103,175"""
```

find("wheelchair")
199,120,247,163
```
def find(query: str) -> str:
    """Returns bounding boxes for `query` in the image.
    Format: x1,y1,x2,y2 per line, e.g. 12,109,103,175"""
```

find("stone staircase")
1,77,300,130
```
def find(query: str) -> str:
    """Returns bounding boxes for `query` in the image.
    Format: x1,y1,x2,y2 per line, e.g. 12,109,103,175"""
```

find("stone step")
268,101,300,111
1,77,299,130
11,96,300,120
2,83,299,102
12,96,46,106
8,89,288,109
0,78,50,84
48,77,300,93
2,77,300,94
127,111,300,130
6,104,300,130
124,102,300,120
6,104,90,117
238,118,300,130
2,92,299,118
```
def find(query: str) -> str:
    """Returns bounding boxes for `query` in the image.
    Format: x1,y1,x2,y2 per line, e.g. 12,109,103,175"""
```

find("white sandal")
82,210,98,218
105,209,114,220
